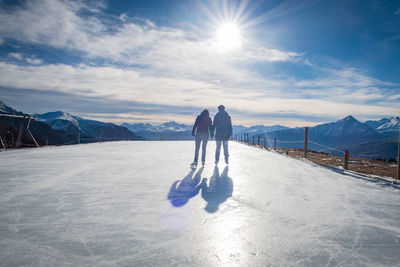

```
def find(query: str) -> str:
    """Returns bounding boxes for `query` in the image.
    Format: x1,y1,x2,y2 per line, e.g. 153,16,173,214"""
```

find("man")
212,105,232,164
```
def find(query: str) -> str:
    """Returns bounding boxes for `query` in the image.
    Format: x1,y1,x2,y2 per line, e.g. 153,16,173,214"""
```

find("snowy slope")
234,124,289,137
312,115,372,136
122,121,192,133
35,111,104,133
0,141,399,266
36,111,80,131
121,121,193,140
36,111,140,141
376,117,400,132
364,118,391,130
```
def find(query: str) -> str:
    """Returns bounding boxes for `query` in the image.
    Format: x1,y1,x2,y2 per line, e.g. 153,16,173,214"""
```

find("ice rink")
1,141,399,266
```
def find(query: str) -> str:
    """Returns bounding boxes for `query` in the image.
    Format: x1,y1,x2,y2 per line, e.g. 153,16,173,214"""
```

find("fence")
234,127,400,180
0,114,39,149
0,114,141,149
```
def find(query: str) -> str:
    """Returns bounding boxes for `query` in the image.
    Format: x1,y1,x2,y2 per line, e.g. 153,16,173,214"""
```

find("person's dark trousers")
215,139,229,163
194,132,209,163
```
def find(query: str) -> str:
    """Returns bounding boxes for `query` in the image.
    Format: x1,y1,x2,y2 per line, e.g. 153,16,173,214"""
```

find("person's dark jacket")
212,110,232,140
192,114,213,137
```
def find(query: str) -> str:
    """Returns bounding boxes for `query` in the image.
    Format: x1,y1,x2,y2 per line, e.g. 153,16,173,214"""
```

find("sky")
0,0,399,127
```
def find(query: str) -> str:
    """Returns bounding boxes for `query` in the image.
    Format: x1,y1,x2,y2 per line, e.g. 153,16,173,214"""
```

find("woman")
191,109,213,168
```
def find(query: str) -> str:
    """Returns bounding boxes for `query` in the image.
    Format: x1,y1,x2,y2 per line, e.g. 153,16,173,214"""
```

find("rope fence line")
308,140,345,154
275,140,304,144
235,126,400,180
377,129,400,133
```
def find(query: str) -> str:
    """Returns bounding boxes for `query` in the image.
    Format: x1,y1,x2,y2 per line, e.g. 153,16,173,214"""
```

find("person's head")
200,109,209,117
218,105,225,111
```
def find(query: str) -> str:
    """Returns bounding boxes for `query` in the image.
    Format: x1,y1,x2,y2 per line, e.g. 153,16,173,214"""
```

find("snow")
0,141,399,266
377,117,400,132
36,111,80,131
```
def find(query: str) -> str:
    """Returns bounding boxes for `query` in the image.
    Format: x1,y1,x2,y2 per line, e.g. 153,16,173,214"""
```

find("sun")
216,22,242,52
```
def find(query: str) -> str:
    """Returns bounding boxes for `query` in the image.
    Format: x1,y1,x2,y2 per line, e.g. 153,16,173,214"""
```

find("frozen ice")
0,141,399,266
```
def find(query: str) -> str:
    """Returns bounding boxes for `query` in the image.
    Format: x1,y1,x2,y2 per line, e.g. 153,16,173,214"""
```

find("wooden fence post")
0,135,5,149
257,136,260,146
252,136,255,145
77,130,80,144
344,150,349,170
304,127,308,159
0,118,4,149
247,133,249,144
274,137,276,151
264,137,266,149
26,117,39,148
16,117,25,148
240,136,242,142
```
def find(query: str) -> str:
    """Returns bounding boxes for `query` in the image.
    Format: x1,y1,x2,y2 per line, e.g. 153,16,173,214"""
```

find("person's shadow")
168,167,204,207
201,166,233,213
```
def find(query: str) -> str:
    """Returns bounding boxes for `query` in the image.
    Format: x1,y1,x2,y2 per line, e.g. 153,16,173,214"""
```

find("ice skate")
190,162,197,169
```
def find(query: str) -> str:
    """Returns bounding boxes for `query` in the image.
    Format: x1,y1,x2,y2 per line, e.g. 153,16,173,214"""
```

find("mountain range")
0,100,398,159
260,116,398,159
121,122,289,140
0,101,141,148
35,111,141,142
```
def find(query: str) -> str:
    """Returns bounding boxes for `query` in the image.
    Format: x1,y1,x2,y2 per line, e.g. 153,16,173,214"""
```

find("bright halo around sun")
216,22,242,52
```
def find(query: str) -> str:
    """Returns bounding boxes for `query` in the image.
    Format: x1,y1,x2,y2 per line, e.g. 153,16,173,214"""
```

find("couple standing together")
191,105,232,168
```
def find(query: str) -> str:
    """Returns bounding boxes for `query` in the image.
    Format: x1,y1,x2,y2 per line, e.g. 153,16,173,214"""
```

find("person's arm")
228,116,232,138
208,117,214,138
192,116,199,136
212,115,218,135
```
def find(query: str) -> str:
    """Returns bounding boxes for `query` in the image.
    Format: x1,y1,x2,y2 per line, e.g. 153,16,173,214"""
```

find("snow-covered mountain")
312,115,372,136
122,121,289,140
157,121,191,132
258,116,397,159
0,101,73,147
3,98,396,158
36,111,141,141
234,125,289,137
35,111,81,132
121,122,156,133
365,117,399,132
122,121,192,133
121,121,193,140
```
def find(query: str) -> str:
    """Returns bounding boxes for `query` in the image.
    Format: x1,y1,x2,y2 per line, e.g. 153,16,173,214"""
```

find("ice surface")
0,141,399,266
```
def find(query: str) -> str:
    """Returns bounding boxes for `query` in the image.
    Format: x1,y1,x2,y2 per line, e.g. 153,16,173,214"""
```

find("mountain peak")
340,115,357,122
161,121,180,126
0,100,24,115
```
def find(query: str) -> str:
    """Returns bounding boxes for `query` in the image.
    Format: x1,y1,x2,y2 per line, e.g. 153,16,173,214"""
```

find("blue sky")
0,0,399,126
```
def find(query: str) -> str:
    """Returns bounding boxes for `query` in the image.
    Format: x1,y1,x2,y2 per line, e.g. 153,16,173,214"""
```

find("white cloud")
8,52,23,60
292,68,398,104
7,53,42,65
0,0,300,84
26,57,43,65
242,47,302,62
119,13,128,22
0,62,398,126
8,53,43,65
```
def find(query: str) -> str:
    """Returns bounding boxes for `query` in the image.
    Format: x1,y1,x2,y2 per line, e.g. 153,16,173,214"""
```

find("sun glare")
216,22,242,52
